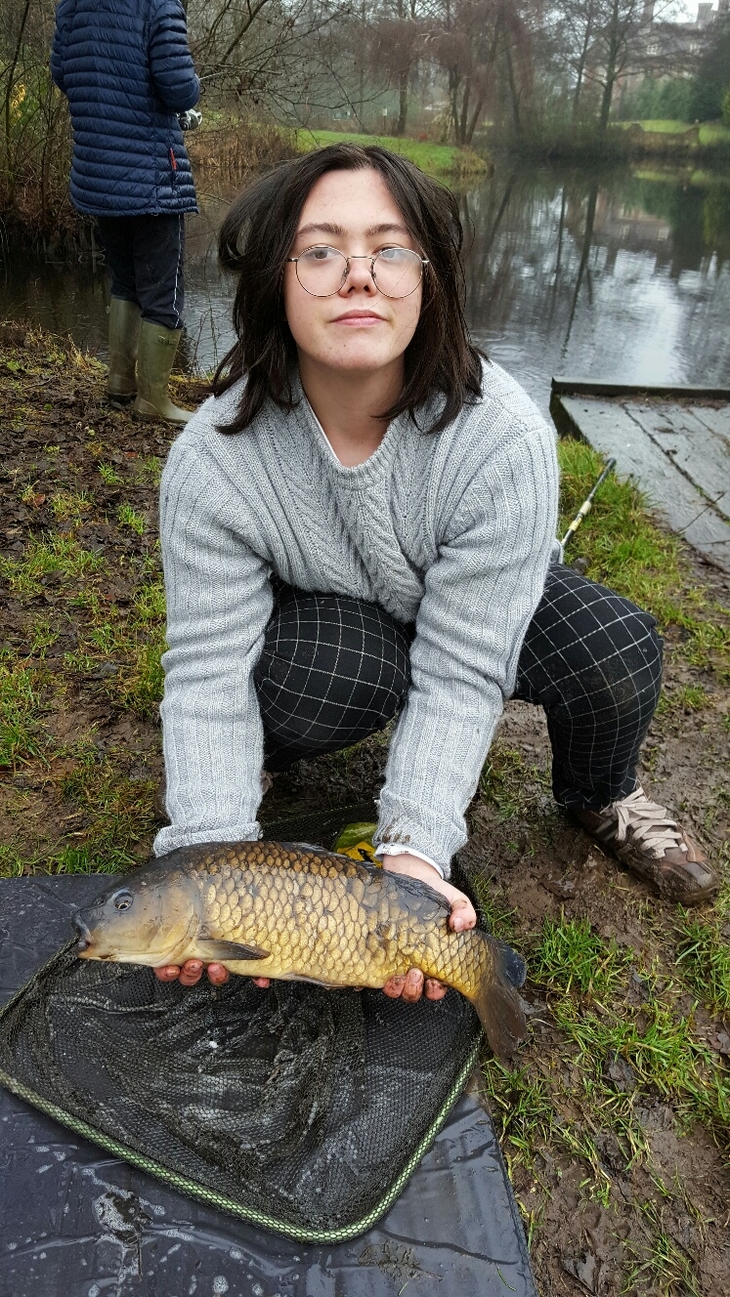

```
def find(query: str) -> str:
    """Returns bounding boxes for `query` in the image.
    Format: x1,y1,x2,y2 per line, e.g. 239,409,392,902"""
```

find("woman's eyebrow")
365,223,410,237
294,221,410,240
295,222,345,240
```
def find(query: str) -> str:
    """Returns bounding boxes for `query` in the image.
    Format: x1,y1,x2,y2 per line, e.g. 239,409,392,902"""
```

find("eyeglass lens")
295,247,423,298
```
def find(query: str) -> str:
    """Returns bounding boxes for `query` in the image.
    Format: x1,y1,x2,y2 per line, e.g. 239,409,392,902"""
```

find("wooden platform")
550,380,730,573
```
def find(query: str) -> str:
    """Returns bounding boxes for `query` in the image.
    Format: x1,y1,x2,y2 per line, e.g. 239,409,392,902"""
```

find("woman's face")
283,168,423,378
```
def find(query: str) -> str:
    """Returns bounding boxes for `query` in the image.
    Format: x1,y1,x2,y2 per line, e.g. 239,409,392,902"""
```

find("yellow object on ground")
333,823,378,861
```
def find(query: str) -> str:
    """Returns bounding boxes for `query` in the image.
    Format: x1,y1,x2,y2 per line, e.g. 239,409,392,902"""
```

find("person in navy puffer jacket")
52,0,201,424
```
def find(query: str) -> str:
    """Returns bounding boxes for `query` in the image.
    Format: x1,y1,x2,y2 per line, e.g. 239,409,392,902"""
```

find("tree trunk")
572,5,594,122
598,64,616,133
449,68,461,142
397,69,408,136
465,93,486,144
458,77,471,145
598,2,621,134
504,37,522,138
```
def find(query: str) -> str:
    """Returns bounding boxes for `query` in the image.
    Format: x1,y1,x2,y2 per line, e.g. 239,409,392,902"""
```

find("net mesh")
0,805,483,1241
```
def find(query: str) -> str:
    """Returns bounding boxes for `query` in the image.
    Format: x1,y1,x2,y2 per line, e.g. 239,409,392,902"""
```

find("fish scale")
76,840,528,1059
185,845,487,985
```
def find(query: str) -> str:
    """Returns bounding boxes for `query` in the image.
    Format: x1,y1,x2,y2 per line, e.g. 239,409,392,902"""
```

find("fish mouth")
72,911,93,955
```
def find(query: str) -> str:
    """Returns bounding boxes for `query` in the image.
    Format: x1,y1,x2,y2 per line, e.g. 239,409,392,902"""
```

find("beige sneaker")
572,785,718,905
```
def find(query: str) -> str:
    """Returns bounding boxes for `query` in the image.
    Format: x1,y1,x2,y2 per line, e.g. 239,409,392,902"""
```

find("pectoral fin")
197,937,270,961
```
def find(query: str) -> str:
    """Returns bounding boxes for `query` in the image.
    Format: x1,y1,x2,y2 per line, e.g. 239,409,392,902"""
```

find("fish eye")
113,889,134,911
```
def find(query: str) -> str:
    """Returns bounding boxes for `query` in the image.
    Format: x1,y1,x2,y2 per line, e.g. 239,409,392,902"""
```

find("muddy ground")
1,324,729,1296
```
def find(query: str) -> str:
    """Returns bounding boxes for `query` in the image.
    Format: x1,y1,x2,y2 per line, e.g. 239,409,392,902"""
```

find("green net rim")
0,954,481,1244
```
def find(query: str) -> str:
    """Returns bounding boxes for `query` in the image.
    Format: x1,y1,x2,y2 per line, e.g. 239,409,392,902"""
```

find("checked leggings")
253,565,663,812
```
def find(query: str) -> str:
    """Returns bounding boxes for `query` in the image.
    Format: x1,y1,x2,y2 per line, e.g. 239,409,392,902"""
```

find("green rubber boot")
133,320,193,426
107,297,141,403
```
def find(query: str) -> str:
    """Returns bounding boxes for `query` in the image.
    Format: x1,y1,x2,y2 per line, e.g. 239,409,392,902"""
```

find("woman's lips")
332,311,386,326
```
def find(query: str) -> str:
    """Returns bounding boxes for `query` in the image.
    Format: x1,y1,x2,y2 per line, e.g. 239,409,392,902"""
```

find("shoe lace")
611,787,686,858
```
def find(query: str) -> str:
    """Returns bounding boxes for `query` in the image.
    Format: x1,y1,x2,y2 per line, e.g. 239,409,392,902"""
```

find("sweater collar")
291,370,403,489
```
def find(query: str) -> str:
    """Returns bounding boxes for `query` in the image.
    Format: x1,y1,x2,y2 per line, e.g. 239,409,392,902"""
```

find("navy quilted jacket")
51,0,199,216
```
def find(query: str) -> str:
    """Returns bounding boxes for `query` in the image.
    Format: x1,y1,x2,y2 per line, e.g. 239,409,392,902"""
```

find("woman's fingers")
425,977,447,1000
153,960,230,986
401,968,425,1002
448,895,477,932
382,970,448,1001
178,959,204,986
381,853,477,932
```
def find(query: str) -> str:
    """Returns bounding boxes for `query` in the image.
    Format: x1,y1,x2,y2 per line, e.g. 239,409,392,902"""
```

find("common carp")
74,841,527,1058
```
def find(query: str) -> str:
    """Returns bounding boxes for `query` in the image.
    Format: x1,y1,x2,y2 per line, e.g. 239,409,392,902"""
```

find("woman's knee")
516,566,663,715
254,590,411,752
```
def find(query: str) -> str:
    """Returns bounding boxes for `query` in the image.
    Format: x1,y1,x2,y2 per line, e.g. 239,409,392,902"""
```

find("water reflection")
461,168,730,407
1,163,729,414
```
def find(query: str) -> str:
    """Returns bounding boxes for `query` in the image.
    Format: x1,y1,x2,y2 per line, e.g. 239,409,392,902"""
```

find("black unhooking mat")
0,817,538,1296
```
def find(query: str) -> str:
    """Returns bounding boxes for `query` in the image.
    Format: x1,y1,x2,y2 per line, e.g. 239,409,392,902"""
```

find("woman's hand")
380,852,477,1003
154,854,475,1001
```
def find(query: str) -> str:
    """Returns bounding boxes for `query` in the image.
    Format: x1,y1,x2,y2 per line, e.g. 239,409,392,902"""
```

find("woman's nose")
340,257,375,293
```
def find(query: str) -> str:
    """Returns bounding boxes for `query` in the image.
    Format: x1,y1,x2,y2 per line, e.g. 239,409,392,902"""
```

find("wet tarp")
0,875,538,1297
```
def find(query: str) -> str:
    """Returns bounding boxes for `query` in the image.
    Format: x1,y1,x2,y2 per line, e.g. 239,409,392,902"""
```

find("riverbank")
187,119,489,179
492,117,730,165
1,324,729,1295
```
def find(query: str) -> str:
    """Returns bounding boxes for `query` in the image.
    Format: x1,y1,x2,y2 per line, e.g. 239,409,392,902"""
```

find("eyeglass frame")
285,245,430,299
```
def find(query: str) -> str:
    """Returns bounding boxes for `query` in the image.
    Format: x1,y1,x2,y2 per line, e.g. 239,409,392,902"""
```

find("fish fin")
197,937,270,961
493,938,527,989
279,974,345,990
468,935,528,1061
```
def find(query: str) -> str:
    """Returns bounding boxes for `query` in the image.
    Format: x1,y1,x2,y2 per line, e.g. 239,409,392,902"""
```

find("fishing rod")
561,457,617,549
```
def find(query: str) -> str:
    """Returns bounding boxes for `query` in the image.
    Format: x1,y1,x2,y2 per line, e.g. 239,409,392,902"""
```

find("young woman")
153,144,717,998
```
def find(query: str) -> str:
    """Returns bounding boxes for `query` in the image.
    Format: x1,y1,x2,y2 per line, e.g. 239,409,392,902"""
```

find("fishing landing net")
0,805,484,1242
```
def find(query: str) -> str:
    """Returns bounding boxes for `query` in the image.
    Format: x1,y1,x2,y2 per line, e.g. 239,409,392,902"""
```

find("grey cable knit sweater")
153,360,560,874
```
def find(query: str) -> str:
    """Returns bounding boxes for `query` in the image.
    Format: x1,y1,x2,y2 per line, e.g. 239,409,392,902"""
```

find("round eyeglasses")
286,245,429,299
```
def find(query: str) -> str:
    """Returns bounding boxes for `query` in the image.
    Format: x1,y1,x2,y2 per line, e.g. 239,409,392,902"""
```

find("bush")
0,1,80,244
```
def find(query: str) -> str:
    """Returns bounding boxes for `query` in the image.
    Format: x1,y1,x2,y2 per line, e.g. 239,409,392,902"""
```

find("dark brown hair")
213,143,484,435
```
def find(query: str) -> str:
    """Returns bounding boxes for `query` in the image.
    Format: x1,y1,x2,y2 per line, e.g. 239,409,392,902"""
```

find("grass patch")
50,489,94,524
293,129,489,177
116,502,146,536
557,439,730,681
0,533,105,598
54,568,167,719
532,915,630,1001
0,652,50,768
481,905,730,1283
479,742,551,821
656,683,713,717
625,1200,703,1297
131,456,163,487
57,741,158,871
480,1061,556,1175
469,874,517,942
98,462,123,486
675,911,730,1013
619,119,730,147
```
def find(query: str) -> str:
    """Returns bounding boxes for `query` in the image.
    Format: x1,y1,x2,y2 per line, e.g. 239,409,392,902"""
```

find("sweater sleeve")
152,438,272,856
148,0,200,113
374,411,559,875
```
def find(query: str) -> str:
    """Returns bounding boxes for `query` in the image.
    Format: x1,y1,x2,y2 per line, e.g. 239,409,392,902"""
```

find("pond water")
2,161,729,415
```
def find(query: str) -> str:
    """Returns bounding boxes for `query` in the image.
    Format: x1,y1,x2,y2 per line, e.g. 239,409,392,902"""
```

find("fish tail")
467,934,527,1061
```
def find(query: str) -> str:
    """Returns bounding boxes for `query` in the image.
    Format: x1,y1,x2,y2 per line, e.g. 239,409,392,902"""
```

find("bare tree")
553,0,692,133
426,0,538,145
1,0,74,236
